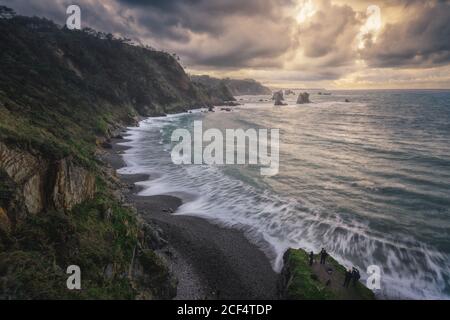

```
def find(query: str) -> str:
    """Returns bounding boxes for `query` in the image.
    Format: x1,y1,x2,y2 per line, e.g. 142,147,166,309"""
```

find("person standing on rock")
309,251,314,266
352,267,361,286
320,248,328,265
343,268,353,288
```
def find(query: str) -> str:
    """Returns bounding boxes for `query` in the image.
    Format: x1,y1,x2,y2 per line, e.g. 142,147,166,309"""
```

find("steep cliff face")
191,75,236,104
222,78,272,96
191,75,272,97
0,10,189,299
51,158,96,212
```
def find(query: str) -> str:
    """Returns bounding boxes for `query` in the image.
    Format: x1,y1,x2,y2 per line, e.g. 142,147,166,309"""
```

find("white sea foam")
117,105,450,300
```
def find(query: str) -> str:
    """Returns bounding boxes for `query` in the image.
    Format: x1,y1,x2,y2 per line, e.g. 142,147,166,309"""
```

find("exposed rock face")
0,142,95,218
52,158,96,211
0,207,10,232
297,92,311,104
272,90,286,106
0,142,45,185
23,173,45,214
272,90,284,101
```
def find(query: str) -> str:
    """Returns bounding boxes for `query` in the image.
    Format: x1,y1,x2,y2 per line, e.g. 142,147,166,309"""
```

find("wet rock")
273,91,286,106
272,90,284,101
296,92,311,104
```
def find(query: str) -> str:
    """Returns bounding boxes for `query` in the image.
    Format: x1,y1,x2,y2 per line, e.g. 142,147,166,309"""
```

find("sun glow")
296,0,316,23
358,5,382,49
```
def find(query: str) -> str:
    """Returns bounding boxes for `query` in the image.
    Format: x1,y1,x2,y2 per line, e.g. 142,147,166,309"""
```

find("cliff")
0,9,217,299
191,75,272,98
190,75,236,104
222,78,272,96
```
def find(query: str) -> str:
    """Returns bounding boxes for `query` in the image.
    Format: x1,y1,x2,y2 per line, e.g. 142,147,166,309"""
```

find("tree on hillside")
0,6,16,19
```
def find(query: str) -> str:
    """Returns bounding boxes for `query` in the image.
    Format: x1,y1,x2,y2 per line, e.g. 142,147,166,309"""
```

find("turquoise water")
119,90,450,299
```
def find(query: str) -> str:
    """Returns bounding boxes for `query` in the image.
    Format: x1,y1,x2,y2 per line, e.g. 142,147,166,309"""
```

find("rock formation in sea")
273,91,286,105
272,90,284,101
279,248,375,300
297,92,311,104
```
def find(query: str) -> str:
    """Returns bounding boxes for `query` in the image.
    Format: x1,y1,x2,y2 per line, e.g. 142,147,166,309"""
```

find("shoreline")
104,134,278,299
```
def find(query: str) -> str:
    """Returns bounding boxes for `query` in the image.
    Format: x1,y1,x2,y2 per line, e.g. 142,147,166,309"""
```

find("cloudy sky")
2,0,450,89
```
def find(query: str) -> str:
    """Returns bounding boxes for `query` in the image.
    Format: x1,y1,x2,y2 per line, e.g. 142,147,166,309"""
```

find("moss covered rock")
279,248,375,300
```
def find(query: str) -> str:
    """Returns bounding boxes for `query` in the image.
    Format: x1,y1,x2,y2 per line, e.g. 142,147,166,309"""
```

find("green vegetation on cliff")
0,8,207,299
0,10,216,167
191,75,272,97
280,248,375,300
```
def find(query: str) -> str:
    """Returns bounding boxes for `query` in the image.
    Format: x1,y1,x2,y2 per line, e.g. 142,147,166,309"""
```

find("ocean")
118,90,450,299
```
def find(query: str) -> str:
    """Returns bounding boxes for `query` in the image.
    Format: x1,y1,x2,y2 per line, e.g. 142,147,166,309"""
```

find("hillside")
0,9,216,299
190,75,236,104
191,75,272,98
223,78,272,96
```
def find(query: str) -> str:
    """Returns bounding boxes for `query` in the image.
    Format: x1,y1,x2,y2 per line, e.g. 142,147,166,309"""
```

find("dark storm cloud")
1,0,296,69
361,1,450,68
118,0,294,37
120,0,298,68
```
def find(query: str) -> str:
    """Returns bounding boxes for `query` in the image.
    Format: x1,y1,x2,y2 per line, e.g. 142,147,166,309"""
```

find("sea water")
118,90,450,299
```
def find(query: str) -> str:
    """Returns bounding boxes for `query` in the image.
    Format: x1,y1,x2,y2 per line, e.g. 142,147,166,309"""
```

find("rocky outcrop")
273,91,286,106
192,75,272,96
222,78,272,95
296,92,311,104
279,248,375,300
0,142,95,218
272,90,284,101
51,158,96,211
0,207,9,232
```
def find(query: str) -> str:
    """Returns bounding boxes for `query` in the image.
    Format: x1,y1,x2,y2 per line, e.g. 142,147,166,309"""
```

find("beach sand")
104,137,278,300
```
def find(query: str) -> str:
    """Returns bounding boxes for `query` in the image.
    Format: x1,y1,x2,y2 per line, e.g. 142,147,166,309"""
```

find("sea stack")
296,92,311,104
272,90,286,106
272,90,284,101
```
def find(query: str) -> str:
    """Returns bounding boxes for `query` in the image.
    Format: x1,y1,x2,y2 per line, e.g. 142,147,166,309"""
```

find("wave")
117,109,450,300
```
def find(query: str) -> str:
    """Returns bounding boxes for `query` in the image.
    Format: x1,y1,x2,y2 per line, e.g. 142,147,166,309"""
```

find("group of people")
308,248,329,266
343,267,361,288
308,248,361,288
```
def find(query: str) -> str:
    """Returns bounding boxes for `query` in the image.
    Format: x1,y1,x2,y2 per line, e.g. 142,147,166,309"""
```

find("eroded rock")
296,92,311,104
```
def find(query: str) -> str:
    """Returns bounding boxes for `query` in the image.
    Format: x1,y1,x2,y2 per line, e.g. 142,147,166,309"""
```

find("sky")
2,0,450,89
